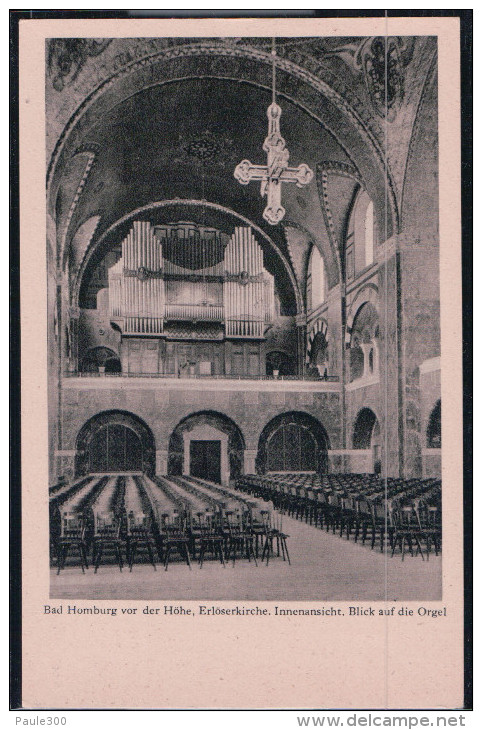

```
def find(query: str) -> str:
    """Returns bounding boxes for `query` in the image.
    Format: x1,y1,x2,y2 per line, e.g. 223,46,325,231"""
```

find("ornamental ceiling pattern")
46,36,436,308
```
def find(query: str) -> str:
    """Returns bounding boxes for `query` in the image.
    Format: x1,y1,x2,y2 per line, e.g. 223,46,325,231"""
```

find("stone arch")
168,410,246,484
256,411,330,475
401,53,438,229
347,300,379,383
306,317,329,369
73,200,302,316
353,407,381,474
80,346,121,373
353,407,379,449
346,284,379,335
47,44,398,241
265,350,295,377
75,410,155,476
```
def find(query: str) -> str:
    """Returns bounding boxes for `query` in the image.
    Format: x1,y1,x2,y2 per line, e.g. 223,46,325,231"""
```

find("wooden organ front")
107,221,275,376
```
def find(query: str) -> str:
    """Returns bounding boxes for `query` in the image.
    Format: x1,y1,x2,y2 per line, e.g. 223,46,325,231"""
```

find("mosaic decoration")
47,39,111,91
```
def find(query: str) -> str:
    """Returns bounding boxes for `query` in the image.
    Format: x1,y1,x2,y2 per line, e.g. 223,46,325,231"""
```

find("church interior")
47,35,442,599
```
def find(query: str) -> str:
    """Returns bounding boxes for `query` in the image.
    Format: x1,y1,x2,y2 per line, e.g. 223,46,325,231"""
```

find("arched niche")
168,410,245,485
347,301,379,383
80,346,121,373
75,410,155,476
352,407,381,474
306,318,330,377
265,350,295,377
256,411,329,475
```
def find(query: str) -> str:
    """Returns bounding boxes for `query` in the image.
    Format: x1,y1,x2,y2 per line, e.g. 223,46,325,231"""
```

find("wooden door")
190,440,221,483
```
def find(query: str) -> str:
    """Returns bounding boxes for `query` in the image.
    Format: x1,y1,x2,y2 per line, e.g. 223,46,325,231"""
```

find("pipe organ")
109,221,165,335
224,227,275,339
108,221,274,339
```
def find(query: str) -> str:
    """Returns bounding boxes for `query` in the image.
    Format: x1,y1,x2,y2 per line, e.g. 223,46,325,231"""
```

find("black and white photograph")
14,11,470,711
45,32,443,602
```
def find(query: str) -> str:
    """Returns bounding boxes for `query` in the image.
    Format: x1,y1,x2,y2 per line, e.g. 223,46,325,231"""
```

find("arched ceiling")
66,77,351,261
48,36,436,305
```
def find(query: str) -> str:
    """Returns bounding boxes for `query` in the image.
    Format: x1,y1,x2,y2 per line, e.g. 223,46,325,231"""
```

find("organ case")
108,221,274,342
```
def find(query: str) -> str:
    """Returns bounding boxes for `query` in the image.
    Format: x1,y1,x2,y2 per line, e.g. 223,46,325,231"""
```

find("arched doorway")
348,302,379,382
75,411,155,475
168,411,245,484
256,411,329,474
353,408,380,473
309,331,329,378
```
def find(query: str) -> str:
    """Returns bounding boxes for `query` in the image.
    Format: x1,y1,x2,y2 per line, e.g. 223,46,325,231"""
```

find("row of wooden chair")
235,474,441,560
54,507,290,573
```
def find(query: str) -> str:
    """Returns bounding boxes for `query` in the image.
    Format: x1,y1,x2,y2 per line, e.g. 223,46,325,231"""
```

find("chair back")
127,511,151,536
94,511,120,538
60,511,84,538
191,510,220,536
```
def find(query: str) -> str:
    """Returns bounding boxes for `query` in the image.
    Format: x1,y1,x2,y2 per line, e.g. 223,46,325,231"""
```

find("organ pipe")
109,222,274,339
108,221,164,335
223,227,274,338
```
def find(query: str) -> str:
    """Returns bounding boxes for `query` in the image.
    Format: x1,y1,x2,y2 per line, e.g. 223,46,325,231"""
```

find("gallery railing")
64,371,340,382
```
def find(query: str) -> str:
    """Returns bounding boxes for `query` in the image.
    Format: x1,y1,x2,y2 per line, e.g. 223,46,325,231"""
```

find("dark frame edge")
10,9,22,712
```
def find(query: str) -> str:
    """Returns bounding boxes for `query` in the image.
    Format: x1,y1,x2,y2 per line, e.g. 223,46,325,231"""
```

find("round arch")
80,346,121,373
352,407,381,473
345,284,379,339
48,45,399,268
73,199,302,316
306,317,329,367
353,407,379,449
168,410,246,484
265,350,296,377
75,410,155,476
256,411,330,474
48,40,398,284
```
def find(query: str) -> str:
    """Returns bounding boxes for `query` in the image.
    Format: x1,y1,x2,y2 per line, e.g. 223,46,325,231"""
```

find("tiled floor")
50,514,442,602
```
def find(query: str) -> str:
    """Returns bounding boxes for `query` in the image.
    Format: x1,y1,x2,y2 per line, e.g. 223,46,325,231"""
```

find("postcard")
17,14,465,710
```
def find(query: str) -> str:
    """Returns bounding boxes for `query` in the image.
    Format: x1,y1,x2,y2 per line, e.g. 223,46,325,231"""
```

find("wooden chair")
261,512,291,566
223,510,257,567
391,504,425,560
414,500,442,559
193,512,225,568
56,511,89,575
126,511,157,571
159,513,192,571
92,512,125,573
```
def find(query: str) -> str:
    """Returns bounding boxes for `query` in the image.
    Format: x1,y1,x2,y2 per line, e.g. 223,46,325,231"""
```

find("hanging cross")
234,102,314,225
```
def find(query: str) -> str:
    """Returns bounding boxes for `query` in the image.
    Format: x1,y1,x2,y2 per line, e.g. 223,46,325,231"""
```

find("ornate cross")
234,102,313,225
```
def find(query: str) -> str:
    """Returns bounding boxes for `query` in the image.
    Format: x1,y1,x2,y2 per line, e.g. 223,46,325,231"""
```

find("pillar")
156,449,168,476
243,449,257,475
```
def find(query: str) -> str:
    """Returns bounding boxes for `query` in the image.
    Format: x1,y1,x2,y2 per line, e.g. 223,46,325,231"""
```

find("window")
346,188,376,277
307,245,325,311
364,200,374,267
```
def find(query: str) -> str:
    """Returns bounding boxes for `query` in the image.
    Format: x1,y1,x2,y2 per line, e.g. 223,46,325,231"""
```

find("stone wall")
56,378,342,479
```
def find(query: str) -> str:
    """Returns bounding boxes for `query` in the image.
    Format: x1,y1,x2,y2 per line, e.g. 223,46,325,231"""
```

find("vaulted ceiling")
47,36,437,308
